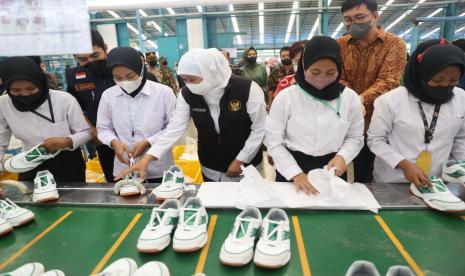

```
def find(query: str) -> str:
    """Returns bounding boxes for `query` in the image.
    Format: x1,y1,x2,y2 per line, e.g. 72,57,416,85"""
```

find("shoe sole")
410,189,465,213
254,254,291,269
0,226,13,236
137,239,170,253
220,259,251,267
120,191,141,197
9,213,35,227
172,245,204,253
154,191,184,201
33,194,59,203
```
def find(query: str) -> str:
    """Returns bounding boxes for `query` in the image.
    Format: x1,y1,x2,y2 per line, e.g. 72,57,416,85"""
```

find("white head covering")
177,48,232,104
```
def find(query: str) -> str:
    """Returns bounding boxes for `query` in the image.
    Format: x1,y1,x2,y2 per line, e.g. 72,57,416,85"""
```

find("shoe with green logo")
137,199,180,253
442,160,465,186
173,197,208,252
253,208,291,269
33,170,59,203
4,145,59,173
0,198,35,227
0,262,44,276
152,166,185,200
220,207,262,266
410,176,465,212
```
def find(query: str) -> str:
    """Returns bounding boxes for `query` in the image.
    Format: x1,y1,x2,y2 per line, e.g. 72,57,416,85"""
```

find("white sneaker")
0,262,44,276
33,170,59,203
386,265,414,276
0,218,13,237
0,198,35,227
3,145,59,173
137,199,180,253
253,208,291,269
97,258,138,276
114,178,146,197
133,261,170,276
442,160,465,185
220,207,262,266
42,270,66,276
410,176,465,212
173,197,208,252
152,166,185,200
345,260,380,276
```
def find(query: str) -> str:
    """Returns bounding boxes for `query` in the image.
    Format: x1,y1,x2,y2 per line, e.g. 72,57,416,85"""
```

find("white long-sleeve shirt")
0,90,92,162
97,81,176,178
147,81,267,181
367,86,465,183
266,85,364,180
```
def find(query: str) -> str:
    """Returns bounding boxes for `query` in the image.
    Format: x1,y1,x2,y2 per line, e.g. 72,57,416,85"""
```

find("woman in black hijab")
97,47,176,183
266,36,364,195
368,39,465,189
0,57,91,182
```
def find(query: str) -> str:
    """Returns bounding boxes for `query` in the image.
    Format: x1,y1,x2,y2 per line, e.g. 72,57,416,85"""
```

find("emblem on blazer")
228,100,241,111
75,82,96,92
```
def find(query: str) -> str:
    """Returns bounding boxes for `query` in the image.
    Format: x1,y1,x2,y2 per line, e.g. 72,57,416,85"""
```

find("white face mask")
186,80,210,95
116,77,142,94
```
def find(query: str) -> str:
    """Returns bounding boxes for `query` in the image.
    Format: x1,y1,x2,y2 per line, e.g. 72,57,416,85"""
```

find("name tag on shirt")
192,108,207,112
75,82,96,92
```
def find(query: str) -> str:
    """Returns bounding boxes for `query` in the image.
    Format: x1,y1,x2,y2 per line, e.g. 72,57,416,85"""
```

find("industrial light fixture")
259,2,265,44
284,1,299,44
229,4,242,45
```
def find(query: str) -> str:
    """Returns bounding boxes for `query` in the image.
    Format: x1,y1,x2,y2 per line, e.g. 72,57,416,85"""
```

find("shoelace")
147,208,166,229
263,220,284,243
0,199,18,219
150,170,176,197
178,207,200,230
233,217,255,239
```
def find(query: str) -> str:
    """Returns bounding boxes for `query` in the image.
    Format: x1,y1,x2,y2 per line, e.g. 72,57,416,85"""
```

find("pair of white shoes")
97,258,169,276
0,198,35,237
137,197,208,253
0,262,64,276
346,260,414,276
150,166,185,201
3,145,59,174
410,176,465,212
220,208,291,269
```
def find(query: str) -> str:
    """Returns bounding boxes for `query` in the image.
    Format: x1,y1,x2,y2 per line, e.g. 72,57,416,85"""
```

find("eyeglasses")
343,13,372,25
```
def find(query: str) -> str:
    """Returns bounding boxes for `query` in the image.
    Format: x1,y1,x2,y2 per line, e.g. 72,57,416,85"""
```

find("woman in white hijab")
116,48,266,182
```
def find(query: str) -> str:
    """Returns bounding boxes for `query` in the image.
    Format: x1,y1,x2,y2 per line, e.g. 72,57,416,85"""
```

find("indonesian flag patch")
75,72,86,80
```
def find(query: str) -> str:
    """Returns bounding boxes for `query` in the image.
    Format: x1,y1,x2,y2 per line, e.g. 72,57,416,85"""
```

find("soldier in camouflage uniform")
145,52,178,93
266,46,295,106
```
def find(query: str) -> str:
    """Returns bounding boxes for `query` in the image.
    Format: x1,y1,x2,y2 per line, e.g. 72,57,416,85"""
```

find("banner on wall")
0,0,92,56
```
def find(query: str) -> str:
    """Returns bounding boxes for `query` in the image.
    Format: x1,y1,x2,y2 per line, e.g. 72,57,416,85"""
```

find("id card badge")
416,150,432,175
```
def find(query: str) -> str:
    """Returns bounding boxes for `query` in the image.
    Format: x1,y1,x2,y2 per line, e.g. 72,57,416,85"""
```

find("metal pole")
296,1,300,41
136,9,145,52
321,0,329,36
411,24,419,54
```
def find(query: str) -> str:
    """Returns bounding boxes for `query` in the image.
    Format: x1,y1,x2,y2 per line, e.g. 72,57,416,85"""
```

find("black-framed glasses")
343,13,373,25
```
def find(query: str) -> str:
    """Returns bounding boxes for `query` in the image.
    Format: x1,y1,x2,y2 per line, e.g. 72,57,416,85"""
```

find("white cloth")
148,49,266,181
265,85,364,180
97,80,176,178
0,90,91,155
367,86,465,183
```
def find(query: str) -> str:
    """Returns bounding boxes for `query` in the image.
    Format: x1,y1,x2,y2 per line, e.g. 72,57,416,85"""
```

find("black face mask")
9,91,43,111
148,60,157,67
423,84,454,104
160,60,168,66
247,56,257,63
281,58,292,66
85,59,107,77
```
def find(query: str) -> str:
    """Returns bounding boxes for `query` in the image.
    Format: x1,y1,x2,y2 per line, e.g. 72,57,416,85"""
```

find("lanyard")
418,102,440,144
298,85,341,117
123,93,144,138
31,95,55,123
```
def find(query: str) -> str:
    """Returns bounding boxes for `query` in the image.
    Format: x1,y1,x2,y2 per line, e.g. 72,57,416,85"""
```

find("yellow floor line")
461,216,465,221
195,214,218,274
374,215,424,276
90,213,142,275
0,211,73,270
292,216,312,276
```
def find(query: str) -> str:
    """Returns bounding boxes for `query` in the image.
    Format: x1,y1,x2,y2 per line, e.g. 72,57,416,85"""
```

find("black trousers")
275,150,346,182
352,141,375,183
19,149,86,182
96,144,115,182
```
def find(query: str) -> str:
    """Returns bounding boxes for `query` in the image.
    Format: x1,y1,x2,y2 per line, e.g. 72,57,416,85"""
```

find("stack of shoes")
0,198,35,236
137,199,180,253
3,145,59,173
0,262,65,276
97,258,170,276
345,260,414,276
442,160,465,186
151,166,185,201
33,171,59,203
220,207,262,266
410,176,465,212
114,158,146,197
173,197,208,252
